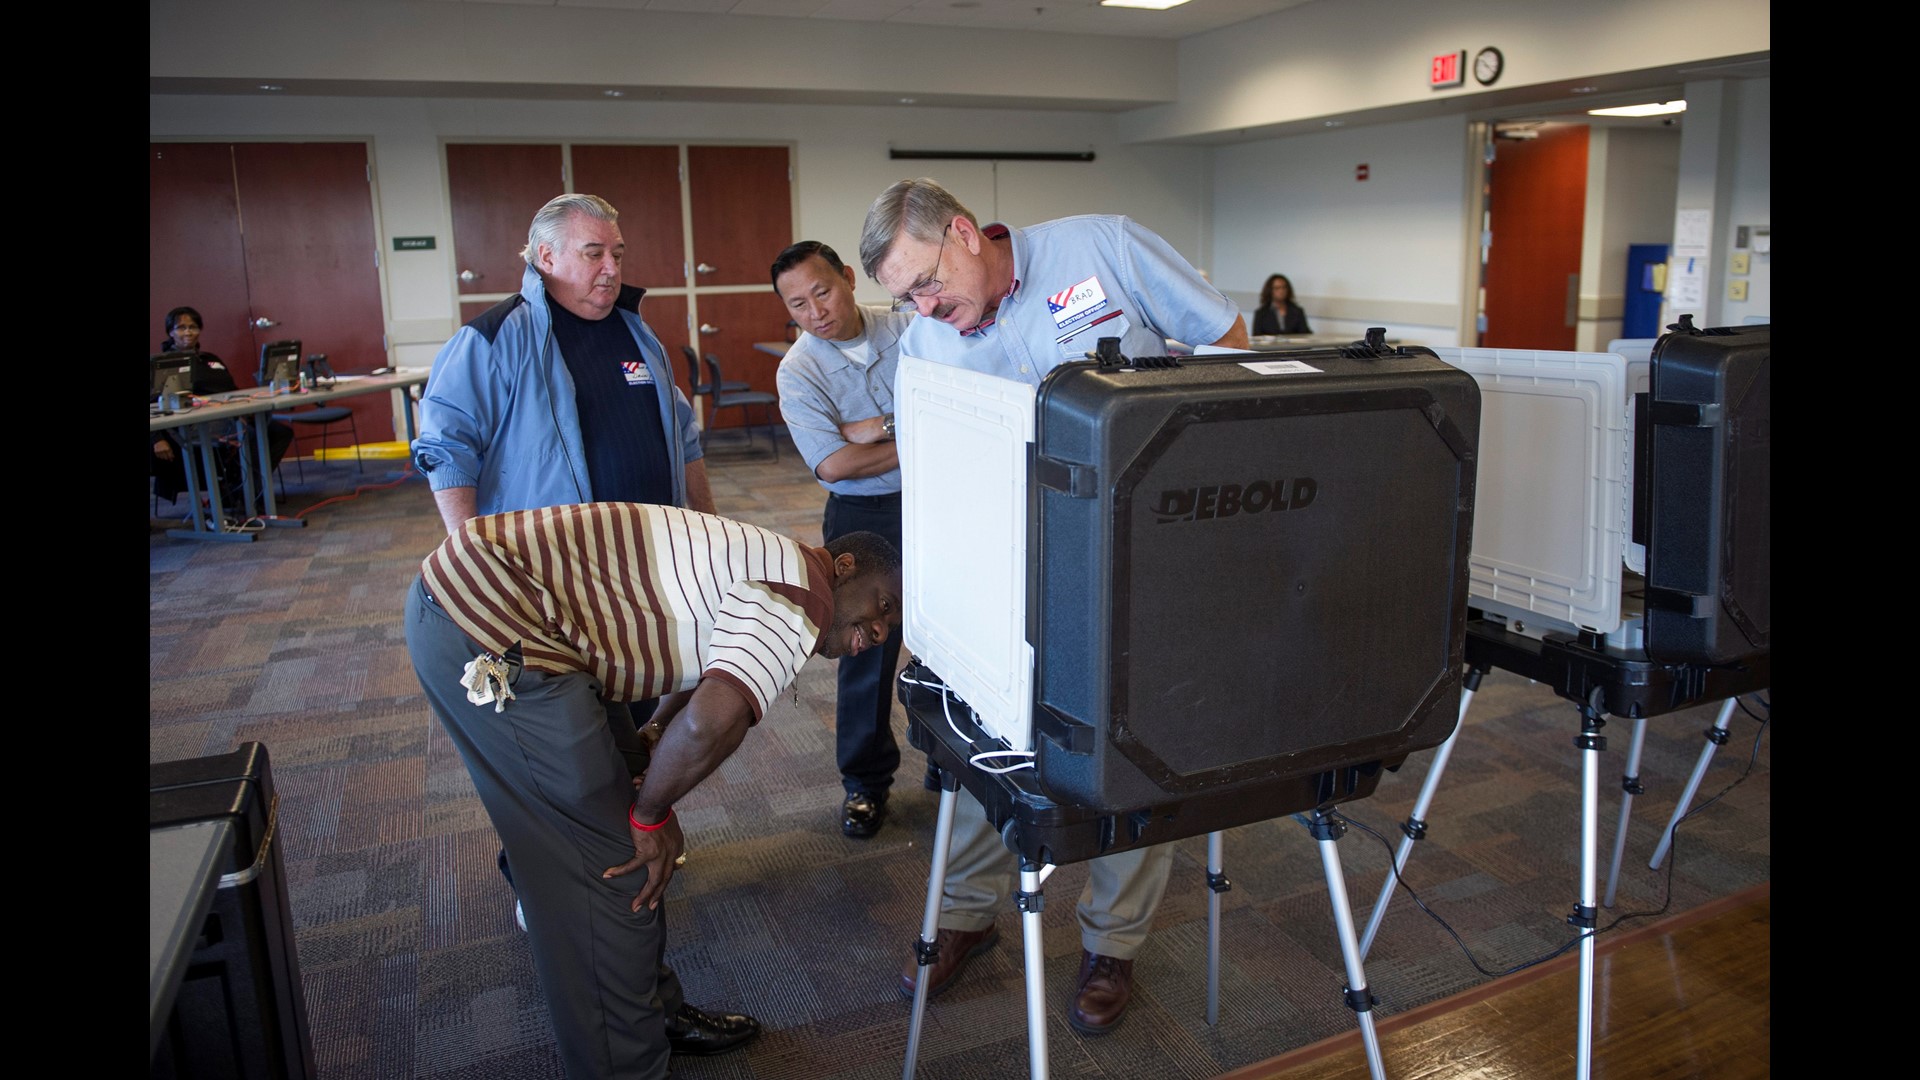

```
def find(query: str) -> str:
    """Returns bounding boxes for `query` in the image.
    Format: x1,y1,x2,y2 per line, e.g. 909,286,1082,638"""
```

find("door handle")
459,269,483,284
699,323,721,336
696,262,717,275
252,316,279,330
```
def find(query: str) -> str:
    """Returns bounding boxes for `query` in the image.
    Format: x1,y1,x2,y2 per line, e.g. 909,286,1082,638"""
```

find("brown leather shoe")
898,925,1000,998
1067,950,1134,1035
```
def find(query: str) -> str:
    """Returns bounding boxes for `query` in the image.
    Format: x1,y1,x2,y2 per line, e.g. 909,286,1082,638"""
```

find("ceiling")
454,0,1321,39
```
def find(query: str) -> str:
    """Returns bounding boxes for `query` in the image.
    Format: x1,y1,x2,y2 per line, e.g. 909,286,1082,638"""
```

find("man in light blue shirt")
772,240,917,839
858,177,1248,1035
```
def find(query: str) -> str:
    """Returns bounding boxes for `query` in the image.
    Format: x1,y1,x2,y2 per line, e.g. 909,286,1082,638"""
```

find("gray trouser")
937,789,1175,959
406,577,681,1080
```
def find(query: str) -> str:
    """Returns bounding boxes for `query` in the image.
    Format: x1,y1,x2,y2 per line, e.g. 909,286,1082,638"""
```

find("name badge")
621,361,654,386
1047,275,1109,331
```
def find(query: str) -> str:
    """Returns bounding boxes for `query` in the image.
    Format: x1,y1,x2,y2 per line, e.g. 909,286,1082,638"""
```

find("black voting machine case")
150,744,314,1080
903,334,1481,856
1639,320,1770,664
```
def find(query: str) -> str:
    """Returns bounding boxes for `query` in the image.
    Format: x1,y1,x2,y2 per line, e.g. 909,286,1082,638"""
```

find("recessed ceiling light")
258,84,284,92
1100,0,1193,9
603,90,625,98
1588,99,1687,117
1324,120,1344,128
1569,85,1600,94
899,97,917,105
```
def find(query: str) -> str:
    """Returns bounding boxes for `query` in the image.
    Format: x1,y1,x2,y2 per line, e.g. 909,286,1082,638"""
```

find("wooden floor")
1226,883,1771,1080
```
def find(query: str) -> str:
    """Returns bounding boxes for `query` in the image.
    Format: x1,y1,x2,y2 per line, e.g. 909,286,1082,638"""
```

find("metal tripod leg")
1359,665,1484,959
1305,810,1387,1080
903,773,962,1080
1017,859,1054,1080
1571,700,1607,1080
1602,717,1649,908
1205,831,1229,1025
1648,698,1738,870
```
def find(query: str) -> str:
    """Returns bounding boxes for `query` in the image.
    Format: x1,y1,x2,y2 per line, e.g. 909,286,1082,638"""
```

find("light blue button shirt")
898,215,1238,386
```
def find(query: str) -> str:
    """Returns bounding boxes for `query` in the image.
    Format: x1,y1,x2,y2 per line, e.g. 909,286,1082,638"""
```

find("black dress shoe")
665,1003,760,1057
842,791,888,839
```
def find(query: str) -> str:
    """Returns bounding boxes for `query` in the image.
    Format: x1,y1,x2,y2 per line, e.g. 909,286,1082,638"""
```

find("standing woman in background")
1252,274,1312,336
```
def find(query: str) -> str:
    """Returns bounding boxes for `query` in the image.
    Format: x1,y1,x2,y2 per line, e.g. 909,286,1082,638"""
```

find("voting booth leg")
1304,810,1387,1080
1647,698,1738,872
1017,859,1052,1080
1359,664,1485,960
902,772,962,1080
1205,831,1228,1026
1572,701,1607,1080
1602,717,1650,908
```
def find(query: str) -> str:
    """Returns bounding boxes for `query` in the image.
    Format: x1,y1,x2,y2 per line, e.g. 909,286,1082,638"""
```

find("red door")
447,144,565,304
1482,124,1588,350
688,146,791,287
572,144,686,289
150,144,252,368
232,143,391,439
151,142,393,443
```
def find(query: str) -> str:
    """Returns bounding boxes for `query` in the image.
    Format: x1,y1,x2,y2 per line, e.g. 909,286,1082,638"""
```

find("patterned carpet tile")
152,454,1770,1080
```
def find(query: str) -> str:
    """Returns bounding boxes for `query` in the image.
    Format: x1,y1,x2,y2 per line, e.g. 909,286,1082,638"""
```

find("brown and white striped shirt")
421,503,834,722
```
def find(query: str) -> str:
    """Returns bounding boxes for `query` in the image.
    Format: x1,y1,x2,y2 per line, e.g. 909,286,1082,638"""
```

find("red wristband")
630,805,673,832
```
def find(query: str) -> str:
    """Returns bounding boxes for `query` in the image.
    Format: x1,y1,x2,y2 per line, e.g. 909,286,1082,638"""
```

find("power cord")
1337,691,1769,979
897,669,1036,774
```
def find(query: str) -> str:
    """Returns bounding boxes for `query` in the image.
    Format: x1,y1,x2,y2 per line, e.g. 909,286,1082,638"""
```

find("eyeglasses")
889,224,950,312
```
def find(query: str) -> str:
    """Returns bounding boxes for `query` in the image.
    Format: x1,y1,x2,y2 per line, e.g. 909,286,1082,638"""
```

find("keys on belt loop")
461,651,518,713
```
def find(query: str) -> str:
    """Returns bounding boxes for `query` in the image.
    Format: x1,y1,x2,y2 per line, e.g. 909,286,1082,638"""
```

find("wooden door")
446,144,564,303
688,146,791,287
1482,124,1588,350
231,143,393,439
572,145,685,289
150,144,253,368
692,292,790,428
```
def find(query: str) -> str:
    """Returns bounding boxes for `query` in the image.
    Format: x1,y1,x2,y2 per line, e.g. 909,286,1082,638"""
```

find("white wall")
1210,115,1470,347
1577,126,1681,351
1723,78,1771,322
1124,0,1770,143
151,95,1211,365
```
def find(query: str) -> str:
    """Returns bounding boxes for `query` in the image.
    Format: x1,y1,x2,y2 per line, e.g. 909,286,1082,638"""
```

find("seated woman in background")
1252,274,1312,336
151,306,295,511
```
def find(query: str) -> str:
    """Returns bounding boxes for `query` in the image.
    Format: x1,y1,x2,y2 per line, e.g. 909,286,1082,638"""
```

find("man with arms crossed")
859,177,1248,1034
771,240,917,839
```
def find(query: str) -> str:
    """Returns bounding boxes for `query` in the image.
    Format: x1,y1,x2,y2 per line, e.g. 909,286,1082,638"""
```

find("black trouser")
823,492,904,796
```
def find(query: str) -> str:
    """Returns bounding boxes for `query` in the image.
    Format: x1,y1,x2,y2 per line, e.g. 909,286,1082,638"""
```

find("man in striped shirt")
405,501,902,1080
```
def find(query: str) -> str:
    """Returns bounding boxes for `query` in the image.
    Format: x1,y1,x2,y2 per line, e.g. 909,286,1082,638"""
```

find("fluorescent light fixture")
1101,0,1193,9
1588,99,1687,117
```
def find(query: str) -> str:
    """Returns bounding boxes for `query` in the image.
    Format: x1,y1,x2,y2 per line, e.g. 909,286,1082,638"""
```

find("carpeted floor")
149,437,1771,1080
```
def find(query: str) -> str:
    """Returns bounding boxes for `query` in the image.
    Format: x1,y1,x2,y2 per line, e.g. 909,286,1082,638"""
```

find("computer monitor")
257,339,303,388
151,351,196,401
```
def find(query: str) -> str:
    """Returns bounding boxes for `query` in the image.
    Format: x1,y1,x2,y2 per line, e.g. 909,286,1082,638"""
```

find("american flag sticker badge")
622,361,654,386
1047,275,1109,329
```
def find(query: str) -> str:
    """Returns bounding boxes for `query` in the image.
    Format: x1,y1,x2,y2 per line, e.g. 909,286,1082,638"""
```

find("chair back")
679,344,711,395
258,339,303,387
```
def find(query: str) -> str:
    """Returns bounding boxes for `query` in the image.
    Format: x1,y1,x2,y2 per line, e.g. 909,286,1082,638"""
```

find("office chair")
680,344,748,399
702,352,780,460
269,351,363,483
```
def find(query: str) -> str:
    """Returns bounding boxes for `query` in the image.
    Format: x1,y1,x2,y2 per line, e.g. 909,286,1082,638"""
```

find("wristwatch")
883,413,896,439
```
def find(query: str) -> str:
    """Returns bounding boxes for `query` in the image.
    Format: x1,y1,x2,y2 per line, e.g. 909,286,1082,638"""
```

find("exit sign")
1430,50,1465,89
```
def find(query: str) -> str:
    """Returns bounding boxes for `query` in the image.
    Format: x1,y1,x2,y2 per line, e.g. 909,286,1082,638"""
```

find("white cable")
902,670,1036,773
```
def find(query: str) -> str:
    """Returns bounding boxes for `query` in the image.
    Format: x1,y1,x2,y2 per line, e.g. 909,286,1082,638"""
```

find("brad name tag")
621,361,655,387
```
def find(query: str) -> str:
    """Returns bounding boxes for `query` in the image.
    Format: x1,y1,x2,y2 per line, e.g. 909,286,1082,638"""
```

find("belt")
829,491,902,507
